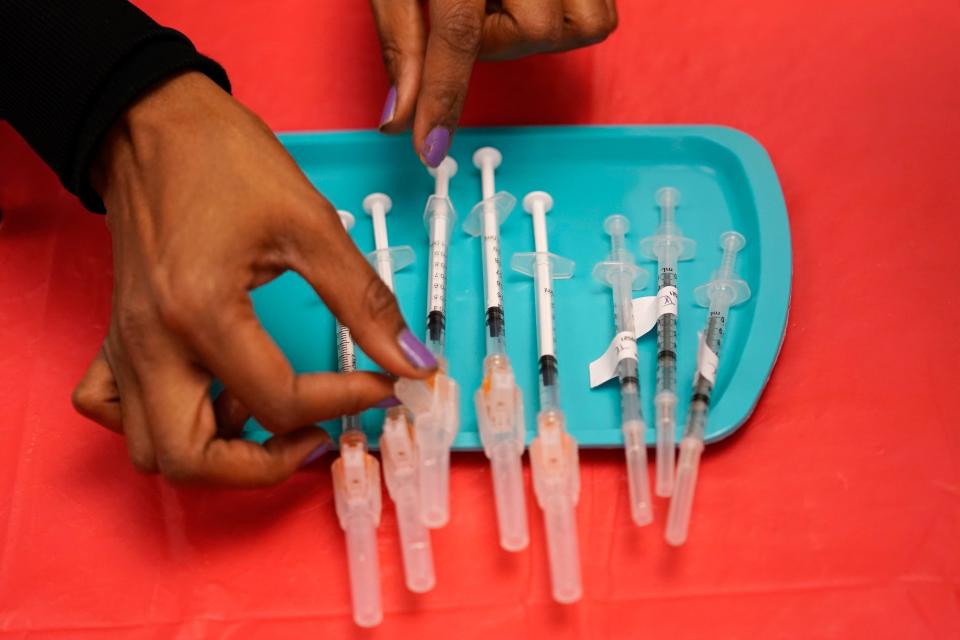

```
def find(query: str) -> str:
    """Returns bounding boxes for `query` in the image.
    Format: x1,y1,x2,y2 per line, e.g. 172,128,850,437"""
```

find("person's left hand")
371,0,617,166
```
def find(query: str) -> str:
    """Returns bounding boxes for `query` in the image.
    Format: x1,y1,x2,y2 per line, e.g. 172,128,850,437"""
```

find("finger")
213,390,249,439
72,347,123,434
370,0,426,132
288,199,437,380
100,340,161,473
180,302,399,432
188,427,332,487
479,0,565,60
606,0,618,26
142,363,333,486
412,0,487,167
558,0,618,50
118,389,160,474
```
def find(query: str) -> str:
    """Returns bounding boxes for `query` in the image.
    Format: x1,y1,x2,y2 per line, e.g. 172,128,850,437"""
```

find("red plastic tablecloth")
1,2,958,638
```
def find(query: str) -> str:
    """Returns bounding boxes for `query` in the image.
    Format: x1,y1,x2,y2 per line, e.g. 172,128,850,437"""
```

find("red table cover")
1,1,958,637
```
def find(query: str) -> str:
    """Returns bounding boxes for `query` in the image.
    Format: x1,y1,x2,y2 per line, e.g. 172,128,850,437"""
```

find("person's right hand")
71,71,437,487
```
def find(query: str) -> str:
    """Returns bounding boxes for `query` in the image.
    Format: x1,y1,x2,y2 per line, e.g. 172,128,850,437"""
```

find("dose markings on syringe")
535,256,557,358
427,211,449,315
482,208,504,311
337,323,357,373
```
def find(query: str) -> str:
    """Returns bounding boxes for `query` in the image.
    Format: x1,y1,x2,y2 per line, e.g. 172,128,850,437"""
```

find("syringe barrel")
485,324,508,356
542,494,583,604
341,414,362,434
538,374,561,413
490,440,529,551
617,359,642,422
532,254,556,360
656,311,678,396
425,203,451,355
393,488,436,593
343,515,383,627
685,378,712,441
704,305,729,354
611,270,636,336
480,208,504,320
654,267,679,497
664,435,705,546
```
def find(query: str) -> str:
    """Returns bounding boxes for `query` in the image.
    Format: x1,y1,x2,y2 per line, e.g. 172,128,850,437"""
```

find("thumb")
370,0,426,133
291,199,437,380
412,0,486,167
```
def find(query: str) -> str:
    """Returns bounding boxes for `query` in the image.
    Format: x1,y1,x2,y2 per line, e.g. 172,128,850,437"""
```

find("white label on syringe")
427,219,448,314
695,332,718,385
657,286,678,316
630,288,676,338
589,331,638,388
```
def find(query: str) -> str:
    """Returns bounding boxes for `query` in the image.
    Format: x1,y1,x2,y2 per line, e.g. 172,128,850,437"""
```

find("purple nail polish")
397,328,438,370
420,127,451,168
379,85,397,128
374,396,402,409
301,442,331,468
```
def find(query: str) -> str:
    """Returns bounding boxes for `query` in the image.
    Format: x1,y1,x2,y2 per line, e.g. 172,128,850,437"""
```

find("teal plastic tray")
245,125,791,449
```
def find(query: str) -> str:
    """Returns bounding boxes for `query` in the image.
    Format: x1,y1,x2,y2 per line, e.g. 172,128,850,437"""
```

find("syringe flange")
366,245,416,274
422,195,457,237
463,191,516,236
591,260,649,291
510,252,575,279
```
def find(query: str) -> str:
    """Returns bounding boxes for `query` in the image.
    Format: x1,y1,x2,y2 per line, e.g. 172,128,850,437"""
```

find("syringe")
511,191,582,604
639,187,696,498
395,157,460,529
463,147,528,552
665,231,750,546
592,214,654,526
362,194,436,593
330,210,384,627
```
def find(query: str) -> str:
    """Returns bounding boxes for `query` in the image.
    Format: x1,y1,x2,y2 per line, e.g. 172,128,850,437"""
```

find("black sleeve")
0,1,231,212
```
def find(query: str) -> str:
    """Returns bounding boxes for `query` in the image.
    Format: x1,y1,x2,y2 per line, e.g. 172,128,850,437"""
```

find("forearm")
0,0,230,212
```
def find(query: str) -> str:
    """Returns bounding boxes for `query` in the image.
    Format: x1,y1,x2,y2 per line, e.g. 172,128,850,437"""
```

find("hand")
72,72,436,487
372,0,618,165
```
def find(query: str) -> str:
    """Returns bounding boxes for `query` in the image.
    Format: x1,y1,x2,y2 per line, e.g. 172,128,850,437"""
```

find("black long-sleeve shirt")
0,1,230,212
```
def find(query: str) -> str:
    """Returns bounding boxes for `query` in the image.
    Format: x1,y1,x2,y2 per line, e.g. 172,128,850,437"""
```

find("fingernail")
301,442,331,468
379,85,397,129
397,328,438,370
374,396,402,409
419,127,450,168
